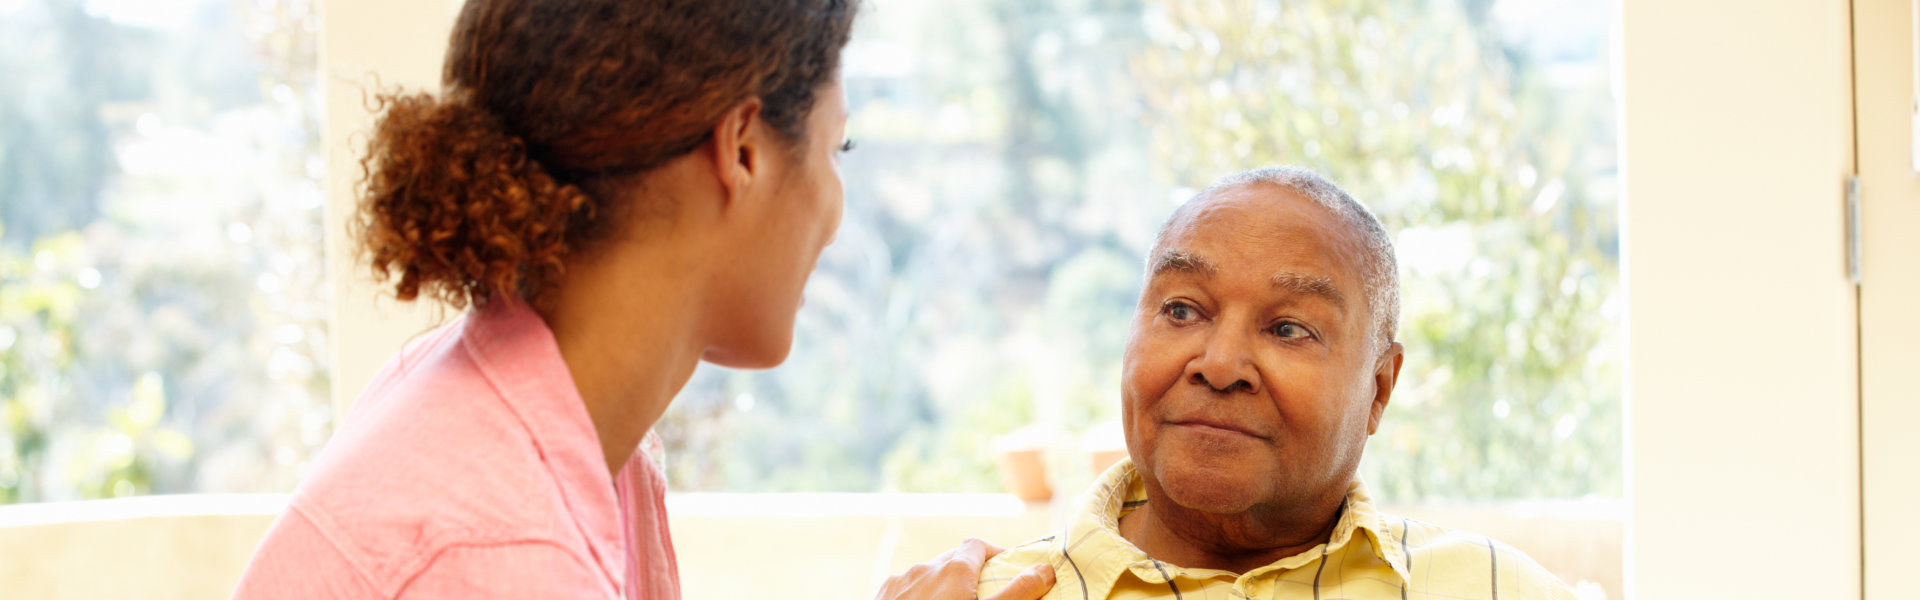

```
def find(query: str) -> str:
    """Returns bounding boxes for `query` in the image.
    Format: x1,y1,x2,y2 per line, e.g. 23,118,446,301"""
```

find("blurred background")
0,0,326,503
1,0,1908,598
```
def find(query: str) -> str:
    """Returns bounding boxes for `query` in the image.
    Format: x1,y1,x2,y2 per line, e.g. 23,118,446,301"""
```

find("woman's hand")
873,538,1055,600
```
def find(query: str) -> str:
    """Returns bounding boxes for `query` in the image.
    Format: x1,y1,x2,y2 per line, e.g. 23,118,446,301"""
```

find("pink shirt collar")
462,297,629,588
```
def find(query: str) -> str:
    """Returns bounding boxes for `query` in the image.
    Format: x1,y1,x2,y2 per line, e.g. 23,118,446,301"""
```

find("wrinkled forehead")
1152,183,1369,277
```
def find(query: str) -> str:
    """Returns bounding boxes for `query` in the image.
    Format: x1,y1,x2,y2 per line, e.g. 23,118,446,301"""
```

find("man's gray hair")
1157,166,1401,350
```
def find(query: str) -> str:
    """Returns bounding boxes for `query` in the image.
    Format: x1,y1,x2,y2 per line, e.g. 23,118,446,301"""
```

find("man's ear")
1365,341,1405,435
705,97,766,207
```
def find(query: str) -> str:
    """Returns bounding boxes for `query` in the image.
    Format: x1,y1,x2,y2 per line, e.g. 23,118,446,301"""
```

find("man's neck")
1116,488,1348,575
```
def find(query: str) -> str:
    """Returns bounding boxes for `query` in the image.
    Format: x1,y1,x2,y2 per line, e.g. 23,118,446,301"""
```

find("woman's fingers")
954,537,1003,569
982,564,1056,600
873,538,1031,600
976,538,1008,561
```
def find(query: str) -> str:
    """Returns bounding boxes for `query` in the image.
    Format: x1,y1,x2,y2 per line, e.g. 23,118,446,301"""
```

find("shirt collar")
1055,458,1412,597
461,297,628,590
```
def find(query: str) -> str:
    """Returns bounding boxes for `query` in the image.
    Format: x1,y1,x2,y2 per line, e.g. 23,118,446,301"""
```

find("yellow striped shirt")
978,459,1576,600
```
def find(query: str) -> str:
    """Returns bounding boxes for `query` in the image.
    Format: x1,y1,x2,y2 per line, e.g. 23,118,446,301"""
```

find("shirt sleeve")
232,508,383,599
399,542,612,599
1488,538,1582,600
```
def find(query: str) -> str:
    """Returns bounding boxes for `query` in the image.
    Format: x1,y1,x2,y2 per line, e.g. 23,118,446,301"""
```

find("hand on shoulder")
873,538,1054,600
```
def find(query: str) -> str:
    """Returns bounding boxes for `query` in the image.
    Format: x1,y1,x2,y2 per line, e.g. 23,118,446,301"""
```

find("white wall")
319,0,460,414
1619,0,1861,598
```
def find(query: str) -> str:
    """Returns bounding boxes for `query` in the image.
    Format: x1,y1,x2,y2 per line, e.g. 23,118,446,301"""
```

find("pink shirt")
233,300,680,599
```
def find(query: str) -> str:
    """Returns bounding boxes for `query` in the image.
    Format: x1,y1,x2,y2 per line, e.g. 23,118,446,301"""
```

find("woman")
232,0,1054,598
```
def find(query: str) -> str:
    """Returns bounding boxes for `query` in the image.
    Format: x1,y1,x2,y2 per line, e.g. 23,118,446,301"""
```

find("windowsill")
0,491,1044,526
0,493,288,528
0,493,1619,599
665,492,1035,517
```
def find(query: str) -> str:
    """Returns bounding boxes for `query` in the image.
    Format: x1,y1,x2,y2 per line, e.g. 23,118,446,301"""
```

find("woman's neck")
536,237,709,481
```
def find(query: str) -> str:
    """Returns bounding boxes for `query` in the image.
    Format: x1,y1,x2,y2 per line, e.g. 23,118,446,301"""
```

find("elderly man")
977,167,1576,599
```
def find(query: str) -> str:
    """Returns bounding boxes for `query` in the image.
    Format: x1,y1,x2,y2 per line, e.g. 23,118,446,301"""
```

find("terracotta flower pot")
1086,448,1128,478
1080,421,1129,478
996,448,1052,503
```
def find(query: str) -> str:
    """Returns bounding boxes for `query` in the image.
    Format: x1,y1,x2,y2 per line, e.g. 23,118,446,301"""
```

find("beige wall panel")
0,497,280,600
320,0,461,414
1620,0,1860,598
1855,0,1920,598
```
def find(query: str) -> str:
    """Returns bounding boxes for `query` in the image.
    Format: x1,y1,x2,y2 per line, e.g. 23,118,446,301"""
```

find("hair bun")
353,90,595,310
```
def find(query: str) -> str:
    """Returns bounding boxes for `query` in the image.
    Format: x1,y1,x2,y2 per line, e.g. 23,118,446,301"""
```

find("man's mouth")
1169,419,1268,441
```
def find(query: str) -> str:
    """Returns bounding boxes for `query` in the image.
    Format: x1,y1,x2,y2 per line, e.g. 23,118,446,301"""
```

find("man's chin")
1148,457,1271,514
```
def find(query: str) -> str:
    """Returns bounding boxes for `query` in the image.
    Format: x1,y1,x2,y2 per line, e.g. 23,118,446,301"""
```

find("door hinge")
1846,174,1862,285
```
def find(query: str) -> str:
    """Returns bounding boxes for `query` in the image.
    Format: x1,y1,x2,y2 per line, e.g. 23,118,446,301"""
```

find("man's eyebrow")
1149,251,1216,277
1151,251,1348,311
1271,271,1348,311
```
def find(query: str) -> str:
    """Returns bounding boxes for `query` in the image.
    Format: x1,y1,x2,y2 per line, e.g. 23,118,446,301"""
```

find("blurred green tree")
0,0,330,503
0,230,80,503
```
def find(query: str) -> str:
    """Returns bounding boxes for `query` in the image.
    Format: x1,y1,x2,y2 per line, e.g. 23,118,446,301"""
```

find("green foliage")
0,231,81,503
0,231,199,502
0,0,331,503
75,373,195,498
1131,0,1621,499
0,0,132,245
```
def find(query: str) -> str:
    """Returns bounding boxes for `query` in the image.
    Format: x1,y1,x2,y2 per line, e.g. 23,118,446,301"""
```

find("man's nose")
1188,327,1260,394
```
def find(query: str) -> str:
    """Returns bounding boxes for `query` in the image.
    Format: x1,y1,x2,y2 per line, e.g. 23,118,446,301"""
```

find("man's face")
1121,184,1399,516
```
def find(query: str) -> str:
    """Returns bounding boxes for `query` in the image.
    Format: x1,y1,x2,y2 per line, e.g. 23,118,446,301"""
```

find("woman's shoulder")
284,393,562,572
267,299,624,592
277,317,587,584
236,498,611,599
341,314,476,419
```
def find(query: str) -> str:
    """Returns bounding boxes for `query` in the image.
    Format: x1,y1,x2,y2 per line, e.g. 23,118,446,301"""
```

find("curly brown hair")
354,0,859,310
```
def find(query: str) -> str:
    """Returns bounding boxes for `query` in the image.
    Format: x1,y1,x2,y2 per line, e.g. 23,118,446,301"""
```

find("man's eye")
838,139,856,153
1163,302,1199,322
1270,322,1309,339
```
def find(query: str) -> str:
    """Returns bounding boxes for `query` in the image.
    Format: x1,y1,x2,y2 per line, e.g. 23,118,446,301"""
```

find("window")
0,0,327,502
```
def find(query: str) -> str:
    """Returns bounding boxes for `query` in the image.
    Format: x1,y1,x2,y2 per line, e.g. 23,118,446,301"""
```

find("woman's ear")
706,97,766,208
